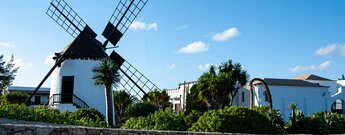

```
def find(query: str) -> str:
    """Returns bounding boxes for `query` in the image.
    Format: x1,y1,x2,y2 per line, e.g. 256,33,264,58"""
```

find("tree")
185,85,209,114
339,74,345,80
193,60,249,110
0,55,18,95
92,57,120,127
113,90,134,123
142,89,171,110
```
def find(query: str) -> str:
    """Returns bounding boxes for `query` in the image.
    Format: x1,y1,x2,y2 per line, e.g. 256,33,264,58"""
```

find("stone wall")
0,119,238,135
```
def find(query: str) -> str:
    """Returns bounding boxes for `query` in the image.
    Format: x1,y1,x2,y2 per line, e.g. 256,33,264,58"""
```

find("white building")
8,86,50,105
167,81,197,112
48,32,110,116
244,74,345,121
168,74,345,121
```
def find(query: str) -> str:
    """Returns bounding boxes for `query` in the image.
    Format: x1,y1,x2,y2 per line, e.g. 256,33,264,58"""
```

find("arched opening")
331,99,344,114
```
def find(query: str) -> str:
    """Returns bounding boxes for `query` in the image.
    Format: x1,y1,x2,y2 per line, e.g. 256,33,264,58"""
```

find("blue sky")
1,0,345,89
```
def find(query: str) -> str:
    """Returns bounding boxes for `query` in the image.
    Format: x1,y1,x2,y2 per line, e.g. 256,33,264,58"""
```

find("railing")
45,93,90,109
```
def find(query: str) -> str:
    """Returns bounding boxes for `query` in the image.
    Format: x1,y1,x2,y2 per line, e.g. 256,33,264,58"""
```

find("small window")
263,91,268,101
34,96,41,105
242,92,245,102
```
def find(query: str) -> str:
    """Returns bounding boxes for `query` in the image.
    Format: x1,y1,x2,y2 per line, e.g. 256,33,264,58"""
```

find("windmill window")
241,92,245,102
331,99,343,114
263,91,268,101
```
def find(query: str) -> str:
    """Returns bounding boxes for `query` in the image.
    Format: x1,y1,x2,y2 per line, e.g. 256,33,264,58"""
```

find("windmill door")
61,76,74,103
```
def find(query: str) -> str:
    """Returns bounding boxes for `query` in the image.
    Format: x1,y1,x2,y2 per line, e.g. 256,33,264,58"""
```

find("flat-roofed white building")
8,86,50,105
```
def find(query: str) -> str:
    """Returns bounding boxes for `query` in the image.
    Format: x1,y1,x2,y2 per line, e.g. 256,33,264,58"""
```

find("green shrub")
125,102,159,118
3,92,29,104
189,106,280,133
0,102,106,127
253,106,284,132
123,110,186,131
68,108,107,127
287,112,345,134
183,110,203,128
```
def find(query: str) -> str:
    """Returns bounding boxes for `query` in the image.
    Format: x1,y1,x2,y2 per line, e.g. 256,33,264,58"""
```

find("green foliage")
142,89,171,109
190,60,249,110
113,90,134,124
183,110,203,128
68,108,106,127
253,106,284,132
185,85,208,114
189,106,280,133
0,55,18,95
2,92,29,104
287,112,345,134
0,102,106,127
125,102,159,118
123,110,186,131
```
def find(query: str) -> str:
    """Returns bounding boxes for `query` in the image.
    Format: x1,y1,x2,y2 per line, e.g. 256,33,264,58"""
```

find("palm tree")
142,89,171,109
288,102,298,128
92,57,120,127
113,90,134,123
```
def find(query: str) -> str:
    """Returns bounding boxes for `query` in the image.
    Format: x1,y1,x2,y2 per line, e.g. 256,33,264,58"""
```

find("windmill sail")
46,0,96,38
102,0,148,48
110,51,159,99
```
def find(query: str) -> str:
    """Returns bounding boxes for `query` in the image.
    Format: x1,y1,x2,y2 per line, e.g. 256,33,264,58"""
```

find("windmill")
25,0,160,115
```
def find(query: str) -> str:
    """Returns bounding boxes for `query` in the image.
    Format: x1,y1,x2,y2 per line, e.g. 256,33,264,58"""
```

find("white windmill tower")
25,0,160,116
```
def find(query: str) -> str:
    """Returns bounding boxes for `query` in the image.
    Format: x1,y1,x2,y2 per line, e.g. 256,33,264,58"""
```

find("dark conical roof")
59,31,108,60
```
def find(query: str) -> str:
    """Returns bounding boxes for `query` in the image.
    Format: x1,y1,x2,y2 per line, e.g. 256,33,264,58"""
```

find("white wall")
50,59,107,116
255,85,329,121
167,82,196,112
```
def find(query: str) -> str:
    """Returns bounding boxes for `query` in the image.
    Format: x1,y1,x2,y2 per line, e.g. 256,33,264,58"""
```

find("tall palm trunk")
105,84,115,127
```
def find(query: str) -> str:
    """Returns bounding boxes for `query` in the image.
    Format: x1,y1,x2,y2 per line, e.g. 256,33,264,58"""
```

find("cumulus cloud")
0,42,14,48
289,60,331,72
177,41,208,54
198,63,213,71
212,27,239,42
129,20,158,31
315,44,337,56
44,54,55,65
339,45,345,56
315,43,345,56
147,23,158,31
12,58,33,69
166,63,176,70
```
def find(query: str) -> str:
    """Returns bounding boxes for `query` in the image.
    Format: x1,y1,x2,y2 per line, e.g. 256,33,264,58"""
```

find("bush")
253,106,284,132
3,92,29,104
0,102,106,127
287,112,345,134
68,108,106,127
189,106,280,133
125,102,159,118
183,110,203,128
123,110,186,131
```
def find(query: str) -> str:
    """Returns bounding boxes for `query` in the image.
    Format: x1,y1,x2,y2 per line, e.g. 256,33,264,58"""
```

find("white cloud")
166,63,176,70
44,54,55,65
0,42,14,48
129,20,146,30
198,63,213,71
315,44,337,56
212,27,239,42
147,23,158,31
12,58,33,69
177,41,208,54
129,20,158,31
174,25,188,31
289,60,331,72
339,45,345,56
